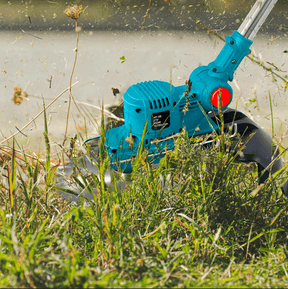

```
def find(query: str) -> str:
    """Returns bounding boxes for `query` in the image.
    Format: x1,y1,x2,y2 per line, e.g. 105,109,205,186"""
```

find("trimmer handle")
188,0,278,113
238,0,278,40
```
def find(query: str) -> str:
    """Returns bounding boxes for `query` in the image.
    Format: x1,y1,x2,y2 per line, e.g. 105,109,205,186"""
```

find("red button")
211,87,231,108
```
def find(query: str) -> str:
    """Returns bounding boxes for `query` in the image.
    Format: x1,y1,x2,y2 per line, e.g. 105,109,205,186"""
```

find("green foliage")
120,56,126,64
0,113,288,287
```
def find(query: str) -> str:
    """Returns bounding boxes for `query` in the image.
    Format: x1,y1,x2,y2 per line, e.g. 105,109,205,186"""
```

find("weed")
63,4,85,146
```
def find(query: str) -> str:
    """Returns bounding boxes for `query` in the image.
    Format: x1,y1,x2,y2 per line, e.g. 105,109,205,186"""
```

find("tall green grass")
0,107,288,288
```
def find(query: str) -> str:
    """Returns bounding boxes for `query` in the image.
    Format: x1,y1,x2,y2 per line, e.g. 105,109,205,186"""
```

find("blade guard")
208,108,288,195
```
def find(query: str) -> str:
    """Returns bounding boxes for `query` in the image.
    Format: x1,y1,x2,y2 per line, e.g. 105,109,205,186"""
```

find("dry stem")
63,19,84,145
25,95,124,122
0,82,78,145
141,0,152,30
195,20,288,87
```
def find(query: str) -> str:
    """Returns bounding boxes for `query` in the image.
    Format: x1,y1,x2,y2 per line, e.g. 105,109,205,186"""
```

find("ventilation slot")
149,101,153,109
158,99,162,108
165,97,170,106
153,100,157,109
162,99,166,107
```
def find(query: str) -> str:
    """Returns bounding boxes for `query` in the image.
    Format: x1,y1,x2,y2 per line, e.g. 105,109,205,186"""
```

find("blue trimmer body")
82,1,287,195
85,31,253,173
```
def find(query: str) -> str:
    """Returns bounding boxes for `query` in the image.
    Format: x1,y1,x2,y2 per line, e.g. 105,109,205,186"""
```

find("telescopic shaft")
237,0,278,40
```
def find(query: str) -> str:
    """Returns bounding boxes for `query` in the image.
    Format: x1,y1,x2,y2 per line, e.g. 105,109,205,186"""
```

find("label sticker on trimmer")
151,110,170,130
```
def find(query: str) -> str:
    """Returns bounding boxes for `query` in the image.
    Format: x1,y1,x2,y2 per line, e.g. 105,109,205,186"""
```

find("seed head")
64,5,82,20
0,151,11,166
12,86,28,105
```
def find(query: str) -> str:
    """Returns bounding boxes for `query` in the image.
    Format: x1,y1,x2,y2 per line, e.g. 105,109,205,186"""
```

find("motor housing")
104,80,218,172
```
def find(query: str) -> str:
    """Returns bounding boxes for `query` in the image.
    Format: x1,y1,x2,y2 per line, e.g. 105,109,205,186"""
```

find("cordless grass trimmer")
66,0,288,197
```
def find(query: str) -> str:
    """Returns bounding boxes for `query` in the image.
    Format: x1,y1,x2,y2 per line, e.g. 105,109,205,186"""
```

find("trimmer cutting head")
80,108,288,197
56,0,287,200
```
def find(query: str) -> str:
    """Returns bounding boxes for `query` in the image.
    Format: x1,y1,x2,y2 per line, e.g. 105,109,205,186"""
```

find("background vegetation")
0,0,287,32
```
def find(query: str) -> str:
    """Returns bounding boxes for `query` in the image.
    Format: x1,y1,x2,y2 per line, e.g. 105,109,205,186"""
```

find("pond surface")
0,0,287,152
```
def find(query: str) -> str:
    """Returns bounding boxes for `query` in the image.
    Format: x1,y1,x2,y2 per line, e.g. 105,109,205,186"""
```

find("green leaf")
259,247,277,254
248,98,257,103
86,208,95,217
46,164,59,186
182,243,190,253
120,55,126,64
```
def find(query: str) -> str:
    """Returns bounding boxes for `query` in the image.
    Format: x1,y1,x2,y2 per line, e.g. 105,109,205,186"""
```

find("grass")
0,107,288,288
1,3,288,287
